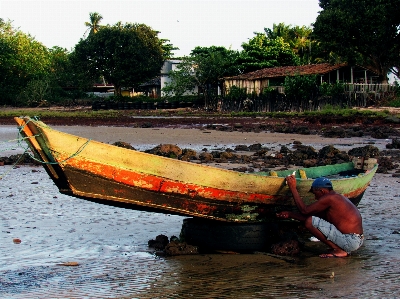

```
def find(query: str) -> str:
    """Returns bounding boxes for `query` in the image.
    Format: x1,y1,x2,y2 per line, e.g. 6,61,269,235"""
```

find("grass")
0,108,122,119
0,105,398,119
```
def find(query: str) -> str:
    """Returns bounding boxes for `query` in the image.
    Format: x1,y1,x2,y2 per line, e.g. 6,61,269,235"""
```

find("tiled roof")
224,63,348,80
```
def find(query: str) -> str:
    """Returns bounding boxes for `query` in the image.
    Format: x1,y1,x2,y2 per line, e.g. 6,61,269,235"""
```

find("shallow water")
1,166,399,298
1,125,400,298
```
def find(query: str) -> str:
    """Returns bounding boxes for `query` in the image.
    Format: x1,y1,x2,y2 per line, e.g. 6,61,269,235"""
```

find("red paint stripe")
62,156,280,203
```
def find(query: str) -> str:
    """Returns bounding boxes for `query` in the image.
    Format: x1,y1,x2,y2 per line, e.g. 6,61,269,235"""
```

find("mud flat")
1,125,400,298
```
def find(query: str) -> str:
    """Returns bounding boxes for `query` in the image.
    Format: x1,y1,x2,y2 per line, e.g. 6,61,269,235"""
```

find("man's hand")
276,211,290,219
286,174,297,189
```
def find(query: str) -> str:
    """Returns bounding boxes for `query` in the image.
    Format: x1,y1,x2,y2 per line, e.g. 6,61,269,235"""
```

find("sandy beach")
1,124,400,298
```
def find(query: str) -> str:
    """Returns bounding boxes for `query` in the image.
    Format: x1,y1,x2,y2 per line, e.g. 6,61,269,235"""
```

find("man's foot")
319,250,348,258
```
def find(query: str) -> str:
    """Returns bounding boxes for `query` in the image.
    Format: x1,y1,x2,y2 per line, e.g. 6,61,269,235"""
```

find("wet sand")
1,125,400,298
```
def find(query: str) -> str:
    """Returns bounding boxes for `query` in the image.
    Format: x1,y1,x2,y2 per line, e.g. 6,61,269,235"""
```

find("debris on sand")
270,230,304,256
271,240,301,256
56,262,80,267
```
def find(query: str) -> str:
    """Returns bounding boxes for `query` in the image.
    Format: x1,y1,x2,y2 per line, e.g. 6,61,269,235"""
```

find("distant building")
223,63,381,95
138,60,199,97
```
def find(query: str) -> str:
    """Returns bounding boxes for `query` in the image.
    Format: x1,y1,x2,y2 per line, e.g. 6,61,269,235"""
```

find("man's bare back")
311,191,363,235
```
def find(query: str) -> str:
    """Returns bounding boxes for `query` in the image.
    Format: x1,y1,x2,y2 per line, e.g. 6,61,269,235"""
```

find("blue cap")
309,177,333,192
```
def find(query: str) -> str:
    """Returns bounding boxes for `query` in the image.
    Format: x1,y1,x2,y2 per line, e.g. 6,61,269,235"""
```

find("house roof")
224,63,349,81
140,76,161,87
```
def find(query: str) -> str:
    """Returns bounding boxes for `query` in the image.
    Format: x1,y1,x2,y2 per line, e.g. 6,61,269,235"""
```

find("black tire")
181,218,281,252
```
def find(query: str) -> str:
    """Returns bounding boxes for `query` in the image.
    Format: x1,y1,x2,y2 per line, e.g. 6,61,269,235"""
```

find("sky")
0,0,321,57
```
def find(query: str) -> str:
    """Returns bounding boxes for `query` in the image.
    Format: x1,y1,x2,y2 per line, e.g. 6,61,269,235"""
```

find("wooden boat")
15,116,378,223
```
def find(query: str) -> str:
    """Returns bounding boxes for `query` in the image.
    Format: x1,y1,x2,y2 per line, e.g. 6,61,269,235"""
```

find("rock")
385,115,400,123
164,241,198,256
389,138,400,149
319,145,340,158
146,144,182,158
303,159,318,167
234,145,250,151
0,153,38,165
322,127,346,138
294,126,311,135
348,145,380,158
280,146,291,154
148,234,169,250
371,129,389,139
180,149,198,161
231,166,248,172
199,152,214,162
248,143,262,151
112,141,136,150
377,156,397,173
140,122,153,128
220,151,236,160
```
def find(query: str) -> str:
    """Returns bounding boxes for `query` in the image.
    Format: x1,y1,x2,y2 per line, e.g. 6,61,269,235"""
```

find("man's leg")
304,216,348,258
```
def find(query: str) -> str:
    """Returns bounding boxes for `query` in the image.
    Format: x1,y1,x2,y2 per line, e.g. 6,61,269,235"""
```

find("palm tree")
84,12,103,37
265,23,315,65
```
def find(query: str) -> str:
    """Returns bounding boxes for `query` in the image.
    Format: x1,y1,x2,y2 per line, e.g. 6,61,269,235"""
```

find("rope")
23,138,92,165
0,117,92,179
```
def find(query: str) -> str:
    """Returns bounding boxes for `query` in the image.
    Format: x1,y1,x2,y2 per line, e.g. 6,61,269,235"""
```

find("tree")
0,19,51,105
284,74,318,111
313,0,400,82
72,22,171,96
84,12,103,37
237,32,300,73
162,46,240,106
265,23,316,65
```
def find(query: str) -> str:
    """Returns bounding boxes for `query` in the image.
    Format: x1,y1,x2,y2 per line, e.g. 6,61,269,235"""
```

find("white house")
160,59,199,97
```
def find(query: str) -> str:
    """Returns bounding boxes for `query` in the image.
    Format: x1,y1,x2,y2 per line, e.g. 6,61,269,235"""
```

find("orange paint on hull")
61,155,282,204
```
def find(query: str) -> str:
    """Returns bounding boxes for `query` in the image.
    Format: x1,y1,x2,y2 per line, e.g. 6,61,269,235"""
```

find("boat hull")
15,117,377,223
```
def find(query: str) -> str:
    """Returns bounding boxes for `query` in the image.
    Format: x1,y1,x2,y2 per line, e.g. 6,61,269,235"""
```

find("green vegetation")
1,3,399,110
72,22,170,97
313,0,400,82
0,19,51,105
0,106,396,120
237,33,301,73
0,109,122,119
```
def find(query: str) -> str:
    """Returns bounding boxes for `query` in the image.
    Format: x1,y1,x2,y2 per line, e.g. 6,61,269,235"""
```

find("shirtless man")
276,175,364,258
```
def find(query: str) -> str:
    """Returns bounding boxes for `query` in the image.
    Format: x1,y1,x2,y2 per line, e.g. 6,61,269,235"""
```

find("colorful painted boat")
15,116,378,223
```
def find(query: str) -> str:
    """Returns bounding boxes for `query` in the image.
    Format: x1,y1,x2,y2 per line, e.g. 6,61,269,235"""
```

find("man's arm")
286,175,330,215
276,211,307,221
286,175,308,214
